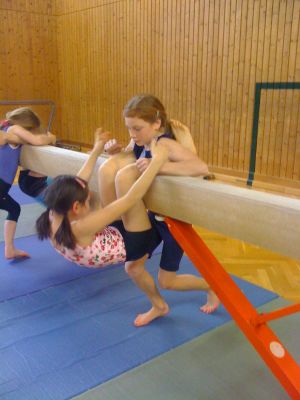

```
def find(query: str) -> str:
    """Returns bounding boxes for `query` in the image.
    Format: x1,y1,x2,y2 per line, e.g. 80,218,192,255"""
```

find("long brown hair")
36,175,89,249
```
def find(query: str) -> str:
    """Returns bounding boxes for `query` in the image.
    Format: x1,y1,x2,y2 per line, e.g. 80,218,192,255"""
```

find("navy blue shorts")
148,212,183,272
18,171,53,206
18,170,48,197
110,220,161,262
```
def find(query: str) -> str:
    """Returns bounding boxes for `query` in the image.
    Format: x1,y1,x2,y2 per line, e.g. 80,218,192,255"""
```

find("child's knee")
8,202,21,222
98,158,119,179
115,164,139,188
158,270,176,290
125,260,144,278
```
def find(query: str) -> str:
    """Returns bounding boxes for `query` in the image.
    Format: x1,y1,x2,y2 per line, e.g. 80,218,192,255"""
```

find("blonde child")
0,107,56,259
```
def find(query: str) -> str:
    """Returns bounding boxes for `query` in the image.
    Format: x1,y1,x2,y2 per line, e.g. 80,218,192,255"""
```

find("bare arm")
136,138,209,176
5,125,56,146
73,141,169,237
77,128,110,182
159,159,209,176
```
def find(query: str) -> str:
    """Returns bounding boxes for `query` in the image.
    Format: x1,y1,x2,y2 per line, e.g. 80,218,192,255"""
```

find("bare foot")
134,304,169,327
200,290,220,314
5,248,30,259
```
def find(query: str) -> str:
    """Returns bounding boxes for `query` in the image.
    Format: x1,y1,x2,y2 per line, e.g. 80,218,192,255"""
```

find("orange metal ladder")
165,217,300,399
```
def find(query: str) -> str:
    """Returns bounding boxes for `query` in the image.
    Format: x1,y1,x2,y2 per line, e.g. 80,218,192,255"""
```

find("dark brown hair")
36,175,89,249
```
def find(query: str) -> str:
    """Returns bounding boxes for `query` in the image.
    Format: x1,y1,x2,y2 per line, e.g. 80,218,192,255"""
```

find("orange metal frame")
165,217,300,399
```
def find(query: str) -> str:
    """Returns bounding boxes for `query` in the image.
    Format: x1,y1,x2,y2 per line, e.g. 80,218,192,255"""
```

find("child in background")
99,94,219,327
36,129,170,323
0,107,56,259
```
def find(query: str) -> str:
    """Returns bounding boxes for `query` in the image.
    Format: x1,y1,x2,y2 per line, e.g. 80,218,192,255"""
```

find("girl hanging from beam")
36,128,170,325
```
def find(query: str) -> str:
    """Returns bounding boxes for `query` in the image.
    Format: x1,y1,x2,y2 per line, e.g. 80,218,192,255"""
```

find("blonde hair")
6,107,41,131
123,94,197,153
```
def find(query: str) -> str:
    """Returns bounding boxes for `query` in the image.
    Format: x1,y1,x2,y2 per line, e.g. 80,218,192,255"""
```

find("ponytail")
36,209,51,240
169,119,197,154
35,175,90,250
54,215,76,249
36,209,76,249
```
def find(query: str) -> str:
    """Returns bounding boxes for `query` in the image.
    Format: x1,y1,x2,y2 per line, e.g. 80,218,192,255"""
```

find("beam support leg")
165,217,300,399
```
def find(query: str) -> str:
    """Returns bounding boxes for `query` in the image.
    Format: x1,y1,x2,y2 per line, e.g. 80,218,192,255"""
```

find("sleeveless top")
133,132,174,159
53,225,126,268
0,121,22,185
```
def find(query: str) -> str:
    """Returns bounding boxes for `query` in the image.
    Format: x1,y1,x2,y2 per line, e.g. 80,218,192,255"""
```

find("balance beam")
20,145,300,260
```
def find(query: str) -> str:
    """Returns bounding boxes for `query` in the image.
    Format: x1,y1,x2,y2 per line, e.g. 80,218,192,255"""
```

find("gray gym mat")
0,202,44,241
74,298,299,400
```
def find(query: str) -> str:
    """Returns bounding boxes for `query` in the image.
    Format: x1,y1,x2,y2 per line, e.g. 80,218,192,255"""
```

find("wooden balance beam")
20,144,300,397
20,145,300,260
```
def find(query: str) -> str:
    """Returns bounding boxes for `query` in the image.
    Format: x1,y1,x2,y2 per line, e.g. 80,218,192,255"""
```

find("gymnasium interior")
0,1,299,399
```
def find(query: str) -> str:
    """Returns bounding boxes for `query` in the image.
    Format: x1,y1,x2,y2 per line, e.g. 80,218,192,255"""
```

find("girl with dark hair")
99,94,219,326
36,128,170,325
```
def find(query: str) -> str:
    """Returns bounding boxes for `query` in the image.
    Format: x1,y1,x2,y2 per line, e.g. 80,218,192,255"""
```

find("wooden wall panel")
53,0,115,16
1,0,299,188
0,0,53,14
55,0,300,188
0,2,59,133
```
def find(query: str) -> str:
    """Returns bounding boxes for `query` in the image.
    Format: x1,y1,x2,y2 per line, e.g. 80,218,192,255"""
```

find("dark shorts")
18,170,48,197
110,220,161,262
148,212,183,272
18,170,53,205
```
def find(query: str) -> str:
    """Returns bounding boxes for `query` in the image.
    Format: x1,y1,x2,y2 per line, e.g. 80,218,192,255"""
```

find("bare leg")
126,257,169,327
115,164,150,231
4,220,30,259
116,165,169,326
158,269,219,314
98,153,135,207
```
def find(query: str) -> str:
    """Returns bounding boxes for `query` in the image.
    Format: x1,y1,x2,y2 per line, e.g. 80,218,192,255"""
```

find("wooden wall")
0,0,60,133
55,0,300,186
1,0,299,187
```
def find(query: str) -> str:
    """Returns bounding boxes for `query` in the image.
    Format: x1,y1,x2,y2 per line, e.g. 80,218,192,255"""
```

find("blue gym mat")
0,235,163,302
0,235,102,301
9,184,36,205
0,252,278,400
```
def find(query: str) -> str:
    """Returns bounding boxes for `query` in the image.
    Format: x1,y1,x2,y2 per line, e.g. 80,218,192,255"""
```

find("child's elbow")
193,161,209,176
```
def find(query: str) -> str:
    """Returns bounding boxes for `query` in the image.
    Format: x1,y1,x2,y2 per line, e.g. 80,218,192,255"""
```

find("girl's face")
125,117,161,146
